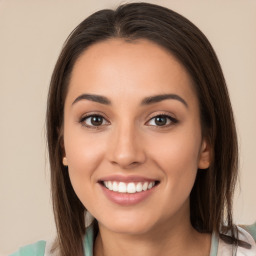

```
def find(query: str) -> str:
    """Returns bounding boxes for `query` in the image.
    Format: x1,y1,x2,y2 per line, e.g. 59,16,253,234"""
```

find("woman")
11,2,256,256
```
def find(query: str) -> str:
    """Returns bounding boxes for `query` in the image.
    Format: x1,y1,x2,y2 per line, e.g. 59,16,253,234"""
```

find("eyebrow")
72,93,188,108
141,94,188,108
72,94,111,105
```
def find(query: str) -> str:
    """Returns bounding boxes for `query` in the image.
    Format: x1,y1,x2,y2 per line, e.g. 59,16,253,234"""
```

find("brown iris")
155,116,167,126
91,116,103,126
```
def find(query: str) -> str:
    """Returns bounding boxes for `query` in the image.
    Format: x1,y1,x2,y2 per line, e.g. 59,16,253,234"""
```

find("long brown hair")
47,3,240,255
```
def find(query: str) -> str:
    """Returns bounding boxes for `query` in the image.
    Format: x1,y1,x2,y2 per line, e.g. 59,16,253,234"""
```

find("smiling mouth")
99,180,160,194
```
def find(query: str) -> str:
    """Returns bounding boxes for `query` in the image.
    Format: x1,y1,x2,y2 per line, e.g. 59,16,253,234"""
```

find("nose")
107,123,146,169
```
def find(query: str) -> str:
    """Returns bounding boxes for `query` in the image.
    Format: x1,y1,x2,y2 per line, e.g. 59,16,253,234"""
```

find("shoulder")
217,223,256,256
9,241,46,256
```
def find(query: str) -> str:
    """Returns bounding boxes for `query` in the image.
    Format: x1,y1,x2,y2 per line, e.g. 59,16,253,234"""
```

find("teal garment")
83,224,94,256
9,223,256,256
210,232,219,256
9,240,46,256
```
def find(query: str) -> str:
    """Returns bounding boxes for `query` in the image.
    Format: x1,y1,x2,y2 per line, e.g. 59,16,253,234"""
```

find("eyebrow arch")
72,94,111,105
141,94,188,108
72,93,188,108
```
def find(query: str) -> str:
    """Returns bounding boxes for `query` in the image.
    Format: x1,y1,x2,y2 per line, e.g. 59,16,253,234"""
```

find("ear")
61,145,68,166
62,156,68,166
198,138,211,169
58,125,68,166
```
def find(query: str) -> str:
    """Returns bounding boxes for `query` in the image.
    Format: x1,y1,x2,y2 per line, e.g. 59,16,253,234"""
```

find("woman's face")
63,39,210,235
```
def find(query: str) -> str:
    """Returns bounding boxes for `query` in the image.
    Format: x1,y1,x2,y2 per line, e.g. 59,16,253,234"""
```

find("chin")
97,212,161,235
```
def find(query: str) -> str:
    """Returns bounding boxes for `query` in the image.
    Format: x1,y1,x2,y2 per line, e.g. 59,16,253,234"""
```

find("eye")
80,114,109,128
147,114,178,127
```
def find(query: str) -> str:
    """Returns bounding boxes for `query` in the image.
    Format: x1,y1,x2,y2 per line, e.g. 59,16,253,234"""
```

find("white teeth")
107,181,113,191
127,183,136,193
142,182,148,191
118,182,127,193
148,182,155,189
136,182,143,192
112,181,118,192
103,181,157,193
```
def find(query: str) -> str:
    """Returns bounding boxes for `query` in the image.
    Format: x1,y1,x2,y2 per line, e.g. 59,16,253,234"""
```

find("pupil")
155,116,166,126
91,116,103,126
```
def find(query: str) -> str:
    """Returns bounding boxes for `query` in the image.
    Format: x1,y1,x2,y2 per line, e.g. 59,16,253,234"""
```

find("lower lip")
100,184,157,206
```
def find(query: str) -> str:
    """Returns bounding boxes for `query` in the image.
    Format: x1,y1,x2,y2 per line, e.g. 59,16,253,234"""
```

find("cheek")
63,125,106,203
64,119,108,167
150,129,200,170
148,130,201,200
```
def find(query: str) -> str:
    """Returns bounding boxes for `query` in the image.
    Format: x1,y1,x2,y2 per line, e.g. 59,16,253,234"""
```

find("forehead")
67,38,197,107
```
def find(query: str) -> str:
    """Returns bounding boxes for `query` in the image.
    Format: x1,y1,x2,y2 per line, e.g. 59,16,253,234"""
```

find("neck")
94,208,211,256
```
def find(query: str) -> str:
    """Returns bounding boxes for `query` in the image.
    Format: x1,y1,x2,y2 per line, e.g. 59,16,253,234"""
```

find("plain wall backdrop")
0,0,255,254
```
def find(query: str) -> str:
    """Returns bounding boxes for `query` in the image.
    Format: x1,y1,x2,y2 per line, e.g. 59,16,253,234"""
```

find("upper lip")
98,175,159,183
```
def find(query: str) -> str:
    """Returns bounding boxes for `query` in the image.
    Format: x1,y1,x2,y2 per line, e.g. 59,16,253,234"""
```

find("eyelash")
79,113,178,129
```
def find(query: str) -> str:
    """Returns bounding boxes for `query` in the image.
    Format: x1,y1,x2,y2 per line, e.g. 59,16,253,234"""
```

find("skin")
63,39,211,256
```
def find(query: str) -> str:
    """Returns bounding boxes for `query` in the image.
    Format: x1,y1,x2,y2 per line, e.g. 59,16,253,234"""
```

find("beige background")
0,0,255,254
